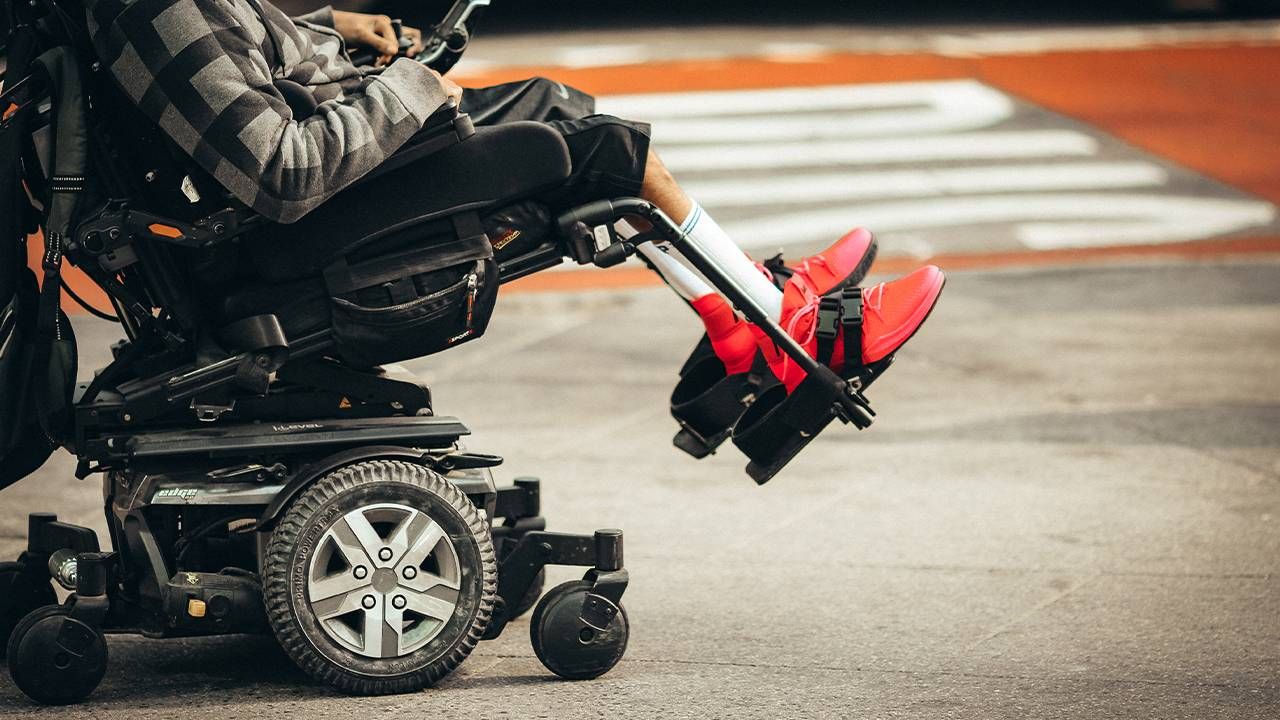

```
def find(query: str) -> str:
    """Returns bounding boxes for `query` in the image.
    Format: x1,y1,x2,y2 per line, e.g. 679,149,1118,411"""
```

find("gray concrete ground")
2,256,1278,718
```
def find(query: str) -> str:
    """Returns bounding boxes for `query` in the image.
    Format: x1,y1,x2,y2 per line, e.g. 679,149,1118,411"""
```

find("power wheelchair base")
4,445,629,703
2,27,879,699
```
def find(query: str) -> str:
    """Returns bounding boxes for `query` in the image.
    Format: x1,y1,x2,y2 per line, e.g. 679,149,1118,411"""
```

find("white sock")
616,220,715,302
636,242,714,302
680,203,783,318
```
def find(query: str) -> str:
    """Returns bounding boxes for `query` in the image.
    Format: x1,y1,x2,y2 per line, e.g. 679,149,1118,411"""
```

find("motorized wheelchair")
0,0,881,705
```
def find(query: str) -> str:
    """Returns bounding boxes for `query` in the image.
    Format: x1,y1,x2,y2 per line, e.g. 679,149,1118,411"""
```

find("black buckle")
816,287,862,368
839,287,864,373
816,295,841,342
839,287,863,330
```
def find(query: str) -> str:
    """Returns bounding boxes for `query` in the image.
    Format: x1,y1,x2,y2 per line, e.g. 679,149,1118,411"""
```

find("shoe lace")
862,282,886,324
792,255,831,295
780,295,820,377
754,261,774,284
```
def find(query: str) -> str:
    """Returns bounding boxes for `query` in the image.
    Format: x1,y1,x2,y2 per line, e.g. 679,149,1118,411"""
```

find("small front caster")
530,580,629,680
7,605,108,705
0,561,57,648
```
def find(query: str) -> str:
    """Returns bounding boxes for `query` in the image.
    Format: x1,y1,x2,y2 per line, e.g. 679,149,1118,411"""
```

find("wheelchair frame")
2,0,877,704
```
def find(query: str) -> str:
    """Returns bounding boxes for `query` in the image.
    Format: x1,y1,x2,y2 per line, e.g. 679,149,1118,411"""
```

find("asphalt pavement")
2,256,1277,719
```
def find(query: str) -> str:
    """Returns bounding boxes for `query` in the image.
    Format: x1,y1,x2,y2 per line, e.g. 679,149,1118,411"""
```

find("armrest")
354,100,476,185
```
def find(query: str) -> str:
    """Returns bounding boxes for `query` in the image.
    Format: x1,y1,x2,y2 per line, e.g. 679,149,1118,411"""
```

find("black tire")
509,568,545,620
7,604,108,705
530,580,629,680
263,460,497,695
0,561,57,651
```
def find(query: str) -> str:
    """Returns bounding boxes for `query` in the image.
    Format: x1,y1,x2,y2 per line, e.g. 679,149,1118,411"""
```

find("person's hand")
332,10,399,66
430,68,464,107
399,24,426,57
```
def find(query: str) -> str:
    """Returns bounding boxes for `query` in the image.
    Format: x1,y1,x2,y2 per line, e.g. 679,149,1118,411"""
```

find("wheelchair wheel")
1,561,57,650
263,460,497,695
530,580,629,680
7,605,108,705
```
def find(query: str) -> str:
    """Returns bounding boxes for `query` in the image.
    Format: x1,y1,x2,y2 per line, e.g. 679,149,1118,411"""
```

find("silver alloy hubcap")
306,502,462,659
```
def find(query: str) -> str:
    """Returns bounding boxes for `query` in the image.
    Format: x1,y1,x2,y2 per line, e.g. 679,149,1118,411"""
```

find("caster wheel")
6,605,107,705
1,561,57,650
509,568,545,620
530,580,629,680
263,460,497,695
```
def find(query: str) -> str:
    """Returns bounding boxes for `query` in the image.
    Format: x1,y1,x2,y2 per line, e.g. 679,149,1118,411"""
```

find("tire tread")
262,460,496,695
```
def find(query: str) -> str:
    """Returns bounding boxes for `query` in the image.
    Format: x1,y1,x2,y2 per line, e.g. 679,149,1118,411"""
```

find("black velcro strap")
814,286,864,372
815,294,841,368
839,286,863,372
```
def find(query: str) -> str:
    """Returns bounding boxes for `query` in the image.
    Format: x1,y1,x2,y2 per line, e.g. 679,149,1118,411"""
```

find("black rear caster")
530,580,629,680
0,561,57,649
6,605,108,705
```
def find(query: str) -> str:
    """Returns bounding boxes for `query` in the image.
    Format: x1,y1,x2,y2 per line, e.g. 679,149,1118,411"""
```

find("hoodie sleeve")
88,0,447,223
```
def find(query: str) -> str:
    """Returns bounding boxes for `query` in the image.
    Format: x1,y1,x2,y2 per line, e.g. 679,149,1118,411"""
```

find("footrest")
732,357,893,485
670,356,778,459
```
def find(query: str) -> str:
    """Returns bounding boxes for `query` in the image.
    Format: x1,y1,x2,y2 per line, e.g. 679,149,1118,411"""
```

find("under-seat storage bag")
324,230,500,367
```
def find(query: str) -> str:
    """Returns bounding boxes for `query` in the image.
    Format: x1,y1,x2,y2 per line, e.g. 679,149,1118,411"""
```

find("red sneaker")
762,265,946,391
692,229,879,375
784,228,878,302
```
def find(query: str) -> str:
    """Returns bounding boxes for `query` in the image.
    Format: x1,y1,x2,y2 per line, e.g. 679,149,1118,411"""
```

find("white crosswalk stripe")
596,80,1279,256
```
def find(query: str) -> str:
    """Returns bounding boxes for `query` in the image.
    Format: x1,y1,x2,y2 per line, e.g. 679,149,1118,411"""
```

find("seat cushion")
247,121,571,282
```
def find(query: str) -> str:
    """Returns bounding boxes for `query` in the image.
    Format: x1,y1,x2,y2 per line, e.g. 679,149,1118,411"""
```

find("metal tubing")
623,200,829,377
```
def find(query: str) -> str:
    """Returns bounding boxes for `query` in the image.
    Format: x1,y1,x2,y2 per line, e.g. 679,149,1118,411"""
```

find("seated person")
82,0,944,387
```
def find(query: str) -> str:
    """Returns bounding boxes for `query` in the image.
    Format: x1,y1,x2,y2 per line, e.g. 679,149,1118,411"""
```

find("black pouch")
324,229,499,367
484,200,552,265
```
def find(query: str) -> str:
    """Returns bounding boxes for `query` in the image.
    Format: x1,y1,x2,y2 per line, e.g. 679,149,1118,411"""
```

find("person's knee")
643,148,676,189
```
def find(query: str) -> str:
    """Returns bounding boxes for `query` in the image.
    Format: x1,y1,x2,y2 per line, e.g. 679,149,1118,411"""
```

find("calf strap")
815,286,863,374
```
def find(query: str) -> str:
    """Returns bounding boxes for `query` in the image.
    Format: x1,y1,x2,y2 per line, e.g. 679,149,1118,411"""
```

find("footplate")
484,528,628,640
732,357,892,485
671,357,777,459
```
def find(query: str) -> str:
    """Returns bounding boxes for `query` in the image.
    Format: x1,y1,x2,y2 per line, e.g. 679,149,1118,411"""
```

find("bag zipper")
464,270,478,329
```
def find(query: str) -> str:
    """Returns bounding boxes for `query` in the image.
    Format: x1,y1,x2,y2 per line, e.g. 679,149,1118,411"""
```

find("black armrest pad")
357,102,476,185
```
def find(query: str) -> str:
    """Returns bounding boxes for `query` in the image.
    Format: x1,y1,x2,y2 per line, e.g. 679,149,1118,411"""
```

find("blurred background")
4,1,1279,718
277,0,1280,27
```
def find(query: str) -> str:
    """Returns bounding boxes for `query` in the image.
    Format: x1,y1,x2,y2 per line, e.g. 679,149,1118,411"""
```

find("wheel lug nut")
378,548,393,561
361,594,376,609
353,566,368,579
402,566,417,579
392,595,406,609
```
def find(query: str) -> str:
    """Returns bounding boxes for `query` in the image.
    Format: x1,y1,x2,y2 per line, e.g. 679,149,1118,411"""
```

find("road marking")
466,21,1280,71
657,131,1099,172
596,81,1280,255
726,194,1277,251
683,162,1169,207
554,44,650,68
602,79,1012,123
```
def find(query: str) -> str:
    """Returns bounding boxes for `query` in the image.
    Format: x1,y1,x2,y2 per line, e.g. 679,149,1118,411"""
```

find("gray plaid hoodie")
85,0,447,222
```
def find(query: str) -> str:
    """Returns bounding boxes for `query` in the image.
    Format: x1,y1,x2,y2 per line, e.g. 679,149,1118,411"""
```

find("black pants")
461,78,652,211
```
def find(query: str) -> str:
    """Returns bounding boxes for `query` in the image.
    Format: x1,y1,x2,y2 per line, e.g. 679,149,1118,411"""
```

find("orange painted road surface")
39,41,1280,309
